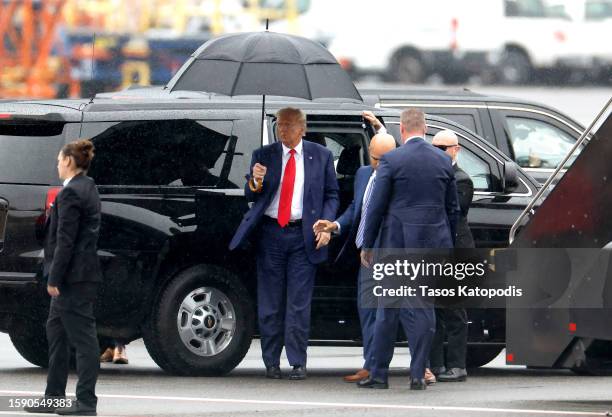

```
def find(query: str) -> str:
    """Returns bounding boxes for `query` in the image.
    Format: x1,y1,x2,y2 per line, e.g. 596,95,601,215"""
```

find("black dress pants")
45,283,99,409
429,307,468,369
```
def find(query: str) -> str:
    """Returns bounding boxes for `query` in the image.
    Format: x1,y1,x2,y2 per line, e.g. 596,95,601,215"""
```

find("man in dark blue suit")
229,107,339,380
357,108,459,391
313,128,396,383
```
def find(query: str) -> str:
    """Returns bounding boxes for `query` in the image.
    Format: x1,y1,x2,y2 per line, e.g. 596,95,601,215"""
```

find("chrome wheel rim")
176,287,236,357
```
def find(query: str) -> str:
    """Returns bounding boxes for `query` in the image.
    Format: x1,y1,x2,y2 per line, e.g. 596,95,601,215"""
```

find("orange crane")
0,0,78,98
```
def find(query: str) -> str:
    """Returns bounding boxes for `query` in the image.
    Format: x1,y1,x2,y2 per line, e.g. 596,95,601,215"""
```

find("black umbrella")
166,30,362,146
167,31,362,102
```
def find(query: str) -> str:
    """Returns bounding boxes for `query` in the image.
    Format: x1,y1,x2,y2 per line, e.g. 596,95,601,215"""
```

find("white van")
319,0,591,84
548,0,612,79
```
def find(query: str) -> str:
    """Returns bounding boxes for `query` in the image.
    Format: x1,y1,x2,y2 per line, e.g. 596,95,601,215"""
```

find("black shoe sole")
357,384,388,389
437,377,467,382
23,408,56,414
56,411,96,416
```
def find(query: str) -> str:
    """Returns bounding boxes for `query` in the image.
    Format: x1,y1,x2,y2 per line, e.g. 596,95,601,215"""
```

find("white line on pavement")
0,390,609,416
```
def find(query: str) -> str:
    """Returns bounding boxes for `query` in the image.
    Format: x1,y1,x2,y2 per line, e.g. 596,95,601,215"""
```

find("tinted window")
586,0,612,20
304,131,367,177
426,127,497,192
87,120,234,187
0,122,66,185
437,114,477,133
504,117,577,169
505,0,547,17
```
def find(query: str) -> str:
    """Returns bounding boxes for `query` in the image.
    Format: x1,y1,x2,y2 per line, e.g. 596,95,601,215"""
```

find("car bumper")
0,272,42,332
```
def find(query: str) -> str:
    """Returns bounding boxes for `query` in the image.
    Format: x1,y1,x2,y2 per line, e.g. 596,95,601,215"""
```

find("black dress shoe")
430,366,446,376
23,397,66,414
437,367,467,382
357,376,388,389
55,401,97,416
288,365,307,380
265,365,282,379
410,378,427,390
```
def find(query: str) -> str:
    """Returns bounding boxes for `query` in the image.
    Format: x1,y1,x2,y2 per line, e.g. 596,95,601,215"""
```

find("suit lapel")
355,167,373,220
267,142,283,201
302,140,313,198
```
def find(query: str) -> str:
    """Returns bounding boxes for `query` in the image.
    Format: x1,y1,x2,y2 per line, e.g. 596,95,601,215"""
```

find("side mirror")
503,161,520,194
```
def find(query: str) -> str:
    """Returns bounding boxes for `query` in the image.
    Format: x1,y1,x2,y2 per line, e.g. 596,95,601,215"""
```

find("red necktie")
278,149,296,227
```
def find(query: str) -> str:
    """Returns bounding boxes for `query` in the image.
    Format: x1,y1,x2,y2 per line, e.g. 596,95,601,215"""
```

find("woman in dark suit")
25,139,102,416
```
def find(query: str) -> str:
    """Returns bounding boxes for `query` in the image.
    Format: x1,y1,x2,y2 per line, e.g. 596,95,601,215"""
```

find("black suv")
361,87,586,185
0,93,539,375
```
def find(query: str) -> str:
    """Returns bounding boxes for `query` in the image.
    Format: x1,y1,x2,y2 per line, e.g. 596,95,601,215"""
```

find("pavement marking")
0,390,609,416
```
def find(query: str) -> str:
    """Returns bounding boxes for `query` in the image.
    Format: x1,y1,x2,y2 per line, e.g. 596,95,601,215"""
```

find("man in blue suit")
229,107,339,380
357,108,459,391
313,128,396,383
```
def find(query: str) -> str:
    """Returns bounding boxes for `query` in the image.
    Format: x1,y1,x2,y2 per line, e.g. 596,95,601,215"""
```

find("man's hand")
360,249,373,268
313,219,337,234
362,111,383,131
252,163,267,182
315,231,331,250
47,285,60,297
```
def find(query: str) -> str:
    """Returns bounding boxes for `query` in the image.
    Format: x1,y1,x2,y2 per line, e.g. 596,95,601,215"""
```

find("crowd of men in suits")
231,106,475,390
28,105,473,416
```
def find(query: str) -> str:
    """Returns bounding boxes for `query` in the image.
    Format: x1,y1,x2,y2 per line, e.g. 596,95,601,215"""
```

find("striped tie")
355,174,377,249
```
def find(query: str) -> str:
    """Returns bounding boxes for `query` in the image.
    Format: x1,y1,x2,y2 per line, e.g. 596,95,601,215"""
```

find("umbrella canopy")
167,31,362,102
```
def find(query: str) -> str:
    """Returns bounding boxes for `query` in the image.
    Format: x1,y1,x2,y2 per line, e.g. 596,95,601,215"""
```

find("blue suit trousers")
370,307,436,381
257,221,317,368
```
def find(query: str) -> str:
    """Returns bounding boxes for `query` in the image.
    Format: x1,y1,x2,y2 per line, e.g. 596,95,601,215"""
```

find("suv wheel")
466,345,504,368
498,50,531,85
9,319,49,368
391,51,425,84
143,265,254,376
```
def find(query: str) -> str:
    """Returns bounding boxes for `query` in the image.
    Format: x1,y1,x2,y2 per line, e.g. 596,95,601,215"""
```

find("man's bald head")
369,133,396,170
432,130,460,162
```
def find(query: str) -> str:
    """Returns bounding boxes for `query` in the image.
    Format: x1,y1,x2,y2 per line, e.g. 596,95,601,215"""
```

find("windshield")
586,0,612,19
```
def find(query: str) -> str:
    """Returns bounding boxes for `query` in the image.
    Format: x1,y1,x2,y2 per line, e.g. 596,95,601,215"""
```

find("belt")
264,216,302,227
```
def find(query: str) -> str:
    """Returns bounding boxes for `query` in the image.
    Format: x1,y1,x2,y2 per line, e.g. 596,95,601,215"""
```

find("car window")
425,127,497,192
87,120,235,187
436,114,478,134
505,0,548,17
586,0,612,20
504,116,577,169
0,122,66,185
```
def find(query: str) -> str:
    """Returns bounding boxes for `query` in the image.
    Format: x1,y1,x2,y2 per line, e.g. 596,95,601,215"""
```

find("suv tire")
143,265,254,376
9,319,49,368
390,51,425,84
498,50,531,85
466,345,504,368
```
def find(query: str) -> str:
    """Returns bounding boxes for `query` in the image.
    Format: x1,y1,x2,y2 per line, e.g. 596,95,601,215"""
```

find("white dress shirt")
265,140,305,220
63,176,75,186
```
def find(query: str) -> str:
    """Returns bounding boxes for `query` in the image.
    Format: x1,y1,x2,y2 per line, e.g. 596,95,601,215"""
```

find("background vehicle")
361,86,585,185
324,0,588,84
0,91,536,374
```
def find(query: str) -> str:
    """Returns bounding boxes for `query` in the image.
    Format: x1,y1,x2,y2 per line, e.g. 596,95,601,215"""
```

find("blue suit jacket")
229,140,340,264
335,165,373,262
362,137,459,249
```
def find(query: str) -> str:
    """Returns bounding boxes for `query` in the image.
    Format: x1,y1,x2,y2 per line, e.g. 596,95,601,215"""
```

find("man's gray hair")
277,107,307,128
400,108,426,132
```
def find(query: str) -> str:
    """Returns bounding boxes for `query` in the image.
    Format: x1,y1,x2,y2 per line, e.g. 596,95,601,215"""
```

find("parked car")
360,86,586,185
325,0,589,84
0,90,538,374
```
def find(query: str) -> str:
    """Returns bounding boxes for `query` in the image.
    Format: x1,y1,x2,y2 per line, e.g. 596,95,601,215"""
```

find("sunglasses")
433,144,458,151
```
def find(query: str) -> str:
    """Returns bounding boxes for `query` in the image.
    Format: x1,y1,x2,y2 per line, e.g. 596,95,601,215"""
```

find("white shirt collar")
281,140,303,156
404,136,422,143
63,176,75,186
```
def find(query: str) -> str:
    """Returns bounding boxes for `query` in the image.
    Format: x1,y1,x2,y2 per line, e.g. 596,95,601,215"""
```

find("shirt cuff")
376,125,387,134
333,221,341,235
